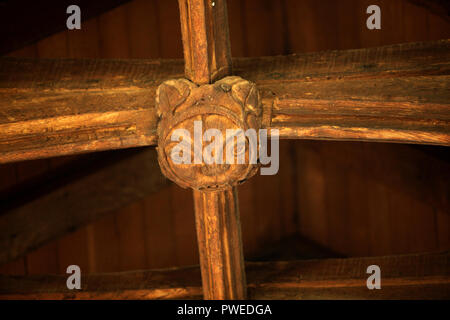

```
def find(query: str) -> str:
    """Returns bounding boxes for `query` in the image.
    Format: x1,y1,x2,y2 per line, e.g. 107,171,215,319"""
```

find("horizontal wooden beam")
0,148,169,265
241,40,450,146
0,58,185,163
1,40,448,163
0,252,448,299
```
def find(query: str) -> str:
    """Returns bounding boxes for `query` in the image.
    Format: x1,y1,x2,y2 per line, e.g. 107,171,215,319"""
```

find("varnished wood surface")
1,40,448,164
0,251,447,299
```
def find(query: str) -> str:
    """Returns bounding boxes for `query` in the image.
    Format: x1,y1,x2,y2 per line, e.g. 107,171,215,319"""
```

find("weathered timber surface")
176,0,246,300
178,0,232,84
246,251,450,299
0,252,447,299
193,188,247,299
156,76,262,191
1,40,448,163
0,264,203,300
233,40,450,146
0,58,184,163
0,148,169,265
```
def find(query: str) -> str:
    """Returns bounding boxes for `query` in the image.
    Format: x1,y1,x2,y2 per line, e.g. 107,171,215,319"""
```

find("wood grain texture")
234,40,450,146
1,0,446,282
0,0,133,56
193,188,246,299
408,0,450,22
0,252,447,299
246,251,450,299
156,76,262,190
2,40,448,164
178,0,232,84
176,0,247,300
294,140,450,257
0,148,169,265
0,58,184,163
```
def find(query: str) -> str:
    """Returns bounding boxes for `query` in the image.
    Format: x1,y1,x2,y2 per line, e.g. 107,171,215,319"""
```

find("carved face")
162,113,256,190
157,77,262,191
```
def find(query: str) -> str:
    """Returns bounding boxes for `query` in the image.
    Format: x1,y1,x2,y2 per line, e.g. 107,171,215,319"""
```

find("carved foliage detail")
156,76,262,191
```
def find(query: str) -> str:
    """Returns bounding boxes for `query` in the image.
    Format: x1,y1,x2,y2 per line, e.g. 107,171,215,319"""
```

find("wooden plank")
0,252,448,299
294,140,450,257
234,40,450,146
0,0,133,55
1,40,448,164
0,57,184,163
193,188,246,299
176,0,246,300
0,148,169,266
407,0,450,22
178,0,232,84
247,251,450,300
0,264,202,300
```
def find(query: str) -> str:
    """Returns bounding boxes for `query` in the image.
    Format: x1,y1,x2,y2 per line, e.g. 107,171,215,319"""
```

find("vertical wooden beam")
178,0,232,84
193,188,246,299
176,0,246,299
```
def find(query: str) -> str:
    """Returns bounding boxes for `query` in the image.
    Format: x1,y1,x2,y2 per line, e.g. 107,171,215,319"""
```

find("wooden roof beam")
0,58,183,163
243,40,450,146
0,252,448,299
0,0,134,55
0,148,169,265
1,40,448,164
178,0,232,84
174,0,247,300
407,0,450,22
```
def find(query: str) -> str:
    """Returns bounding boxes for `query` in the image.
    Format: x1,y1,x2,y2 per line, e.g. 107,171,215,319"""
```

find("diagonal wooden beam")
407,0,450,22
0,148,169,265
1,40,448,164
176,0,246,300
0,0,134,55
0,252,448,299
